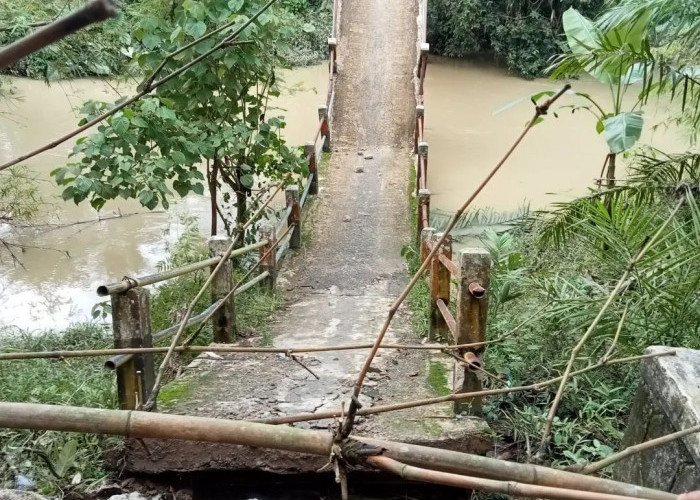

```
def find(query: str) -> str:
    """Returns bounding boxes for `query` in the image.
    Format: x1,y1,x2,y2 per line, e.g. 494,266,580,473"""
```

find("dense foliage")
0,0,331,80
427,0,605,78
51,0,309,237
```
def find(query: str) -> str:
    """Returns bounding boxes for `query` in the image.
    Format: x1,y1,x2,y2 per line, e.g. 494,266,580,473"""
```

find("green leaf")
112,116,129,134
54,439,78,478
301,23,316,33
596,119,604,134
562,8,610,84
227,0,243,10
142,34,161,50
171,151,187,164
185,20,207,38
240,174,254,188
602,112,644,153
192,182,204,195
132,116,148,128
74,176,93,192
138,190,154,206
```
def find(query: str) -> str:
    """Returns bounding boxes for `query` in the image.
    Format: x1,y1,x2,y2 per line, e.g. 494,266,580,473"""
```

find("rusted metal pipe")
461,351,483,372
0,403,675,500
96,240,268,296
0,0,118,71
367,456,658,500
468,282,486,298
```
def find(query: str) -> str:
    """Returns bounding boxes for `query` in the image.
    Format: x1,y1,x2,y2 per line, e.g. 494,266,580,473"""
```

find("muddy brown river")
0,59,685,329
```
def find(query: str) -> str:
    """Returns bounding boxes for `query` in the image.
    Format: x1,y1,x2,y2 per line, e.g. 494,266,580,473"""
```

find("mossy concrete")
616,346,700,492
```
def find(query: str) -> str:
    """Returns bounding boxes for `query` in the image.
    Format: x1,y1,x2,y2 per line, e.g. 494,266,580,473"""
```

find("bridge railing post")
420,226,435,264
318,105,331,153
328,37,337,75
259,223,277,290
429,233,452,341
111,288,154,411
414,105,424,154
286,185,301,249
208,236,235,343
454,248,491,417
419,43,429,95
417,141,428,196
305,141,318,196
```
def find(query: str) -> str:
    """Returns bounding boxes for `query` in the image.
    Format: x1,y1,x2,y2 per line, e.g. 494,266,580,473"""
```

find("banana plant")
549,7,652,190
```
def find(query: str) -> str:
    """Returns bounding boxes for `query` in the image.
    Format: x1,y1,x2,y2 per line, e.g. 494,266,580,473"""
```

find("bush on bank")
427,0,605,78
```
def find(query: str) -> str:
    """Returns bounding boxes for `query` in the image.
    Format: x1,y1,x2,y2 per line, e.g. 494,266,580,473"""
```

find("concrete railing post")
454,248,491,416
328,37,337,74
259,223,277,290
111,288,154,411
286,185,301,250
429,233,452,341
305,141,318,196
208,236,235,343
318,105,331,153
417,188,431,244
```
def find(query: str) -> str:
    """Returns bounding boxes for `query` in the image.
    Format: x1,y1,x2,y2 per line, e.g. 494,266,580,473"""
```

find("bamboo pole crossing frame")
0,402,677,500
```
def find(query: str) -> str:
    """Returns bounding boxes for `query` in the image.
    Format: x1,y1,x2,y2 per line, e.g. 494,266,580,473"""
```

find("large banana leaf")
603,111,644,153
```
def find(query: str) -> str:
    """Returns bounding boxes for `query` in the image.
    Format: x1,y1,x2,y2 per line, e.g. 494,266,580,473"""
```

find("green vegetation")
427,0,606,78
406,0,700,472
1,0,331,81
427,360,450,397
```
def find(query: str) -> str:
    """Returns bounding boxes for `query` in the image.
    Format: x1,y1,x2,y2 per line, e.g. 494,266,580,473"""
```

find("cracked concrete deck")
124,0,492,475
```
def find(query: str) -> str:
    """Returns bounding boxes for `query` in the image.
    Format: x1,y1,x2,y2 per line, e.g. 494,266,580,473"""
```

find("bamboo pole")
367,456,665,500
0,0,118,71
0,340,497,363
0,402,674,500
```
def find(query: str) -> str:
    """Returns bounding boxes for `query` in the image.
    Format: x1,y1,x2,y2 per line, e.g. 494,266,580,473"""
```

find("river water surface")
0,58,686,329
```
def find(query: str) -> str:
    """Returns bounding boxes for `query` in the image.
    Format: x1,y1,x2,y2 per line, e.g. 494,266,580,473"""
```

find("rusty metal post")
418,141,428,194
420,226,435,264
259,223,277,290
305,141,318,196
319,105,331,153
419,43,429,94
328,37,337,74
415,105,424,154
417,188,431,244
208,236,235,343
286,185,301,249
454,248,491,416
111,288,154,411
429,233,452,341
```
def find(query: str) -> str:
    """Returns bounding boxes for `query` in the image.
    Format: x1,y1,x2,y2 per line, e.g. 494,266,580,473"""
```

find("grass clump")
0,323,118,496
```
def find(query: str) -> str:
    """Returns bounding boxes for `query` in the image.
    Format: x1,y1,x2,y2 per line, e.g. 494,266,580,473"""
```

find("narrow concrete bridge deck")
125,0,491,474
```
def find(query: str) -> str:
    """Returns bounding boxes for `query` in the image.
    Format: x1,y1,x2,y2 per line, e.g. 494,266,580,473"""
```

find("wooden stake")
259,223,277,290
305,141,318,195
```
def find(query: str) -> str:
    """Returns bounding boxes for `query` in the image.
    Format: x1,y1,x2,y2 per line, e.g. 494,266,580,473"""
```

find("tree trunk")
209,157,219,236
